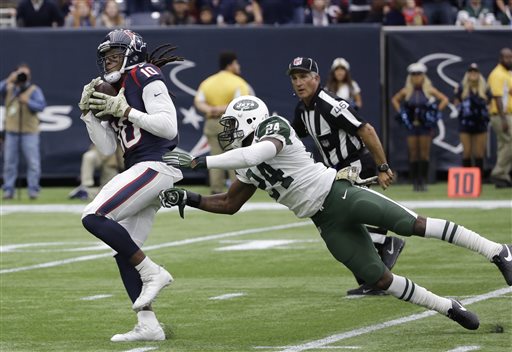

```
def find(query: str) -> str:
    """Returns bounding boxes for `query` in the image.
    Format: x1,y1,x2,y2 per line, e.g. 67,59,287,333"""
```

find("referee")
287,57,405,296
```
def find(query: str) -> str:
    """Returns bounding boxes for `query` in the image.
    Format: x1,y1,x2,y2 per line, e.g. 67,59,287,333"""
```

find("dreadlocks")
147,44,184,68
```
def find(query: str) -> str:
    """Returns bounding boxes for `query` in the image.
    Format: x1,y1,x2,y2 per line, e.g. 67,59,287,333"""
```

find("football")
91,81,118,121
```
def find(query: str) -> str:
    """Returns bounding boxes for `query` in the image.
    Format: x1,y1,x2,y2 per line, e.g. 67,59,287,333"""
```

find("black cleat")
346,284,388,296
380,236,406,270
447,299,479,330
492,244,512,285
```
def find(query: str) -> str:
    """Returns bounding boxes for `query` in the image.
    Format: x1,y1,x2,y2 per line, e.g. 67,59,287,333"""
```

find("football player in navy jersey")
78,29,184,342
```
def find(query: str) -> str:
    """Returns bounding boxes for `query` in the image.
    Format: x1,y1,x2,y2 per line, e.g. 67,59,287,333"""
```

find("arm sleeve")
206,140,278,169
127,80,178,140
80,111,118,156
27,86,46,112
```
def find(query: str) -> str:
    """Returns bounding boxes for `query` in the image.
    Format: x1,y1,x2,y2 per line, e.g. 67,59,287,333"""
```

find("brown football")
91,81,118,121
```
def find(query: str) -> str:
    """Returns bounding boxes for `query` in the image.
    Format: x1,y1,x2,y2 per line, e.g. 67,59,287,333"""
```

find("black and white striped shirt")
292,87,367,170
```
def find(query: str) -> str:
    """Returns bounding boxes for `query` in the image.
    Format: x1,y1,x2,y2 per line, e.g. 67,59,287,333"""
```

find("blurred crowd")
1,0,511,28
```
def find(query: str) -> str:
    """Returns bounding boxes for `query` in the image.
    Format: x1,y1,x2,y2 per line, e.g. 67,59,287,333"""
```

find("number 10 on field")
447,167,481,198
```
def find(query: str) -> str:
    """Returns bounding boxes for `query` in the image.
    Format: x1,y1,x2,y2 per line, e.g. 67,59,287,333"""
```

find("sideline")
1,200,511,215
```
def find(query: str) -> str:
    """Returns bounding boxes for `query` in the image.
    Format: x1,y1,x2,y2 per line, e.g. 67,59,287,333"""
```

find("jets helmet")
218,95,270,151
97,29,147,83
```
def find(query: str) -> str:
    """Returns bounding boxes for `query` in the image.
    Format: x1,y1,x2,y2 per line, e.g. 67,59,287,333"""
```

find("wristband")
186,191,202,208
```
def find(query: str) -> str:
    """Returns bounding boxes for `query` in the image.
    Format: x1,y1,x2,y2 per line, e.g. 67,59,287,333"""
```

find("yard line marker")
1,200,510,215
209,292,246,300
79,294,113,301
275,287,512,352
255,346,361,349
0,221,310,274
446,346,480,352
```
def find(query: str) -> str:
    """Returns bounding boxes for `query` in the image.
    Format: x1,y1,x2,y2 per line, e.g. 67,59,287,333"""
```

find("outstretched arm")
160,179,257,217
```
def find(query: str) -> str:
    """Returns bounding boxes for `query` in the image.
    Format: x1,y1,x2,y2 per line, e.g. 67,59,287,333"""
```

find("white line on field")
1,200,510,215
122,347,158,352
79,294,113,301
0,221,310,274
446,346,481,352
273,287,512,352
209,292,246,300
254,346,361,350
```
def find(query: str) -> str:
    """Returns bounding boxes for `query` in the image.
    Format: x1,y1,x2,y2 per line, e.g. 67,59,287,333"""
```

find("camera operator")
0,63,46,200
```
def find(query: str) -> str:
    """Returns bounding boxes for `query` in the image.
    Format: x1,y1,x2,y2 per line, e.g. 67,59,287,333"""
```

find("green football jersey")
236,115,336,218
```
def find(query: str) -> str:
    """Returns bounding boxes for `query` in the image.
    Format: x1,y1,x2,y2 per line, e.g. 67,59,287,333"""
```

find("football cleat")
132,266,173,311
346,283,388,296
446,299,479,330
380,236,406,270
111,322,165,342
492,244,512,285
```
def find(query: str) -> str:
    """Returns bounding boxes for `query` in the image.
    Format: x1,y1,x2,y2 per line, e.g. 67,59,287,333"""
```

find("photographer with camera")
0,63,46,200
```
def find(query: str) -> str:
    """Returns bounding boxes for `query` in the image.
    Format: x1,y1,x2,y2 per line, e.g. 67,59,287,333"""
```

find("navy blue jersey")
111,63,178,168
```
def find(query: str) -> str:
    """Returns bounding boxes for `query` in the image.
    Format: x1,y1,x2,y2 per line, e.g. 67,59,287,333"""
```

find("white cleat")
132,266,173,311
111,322,165,342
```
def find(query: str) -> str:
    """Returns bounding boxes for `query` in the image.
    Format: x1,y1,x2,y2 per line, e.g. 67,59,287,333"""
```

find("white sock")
386,274,452,315
137,310,159,327
135,256,159,276
424,218,502,261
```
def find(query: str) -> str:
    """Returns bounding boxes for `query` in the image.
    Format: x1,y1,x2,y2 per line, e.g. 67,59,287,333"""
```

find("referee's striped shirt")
292,87,367,170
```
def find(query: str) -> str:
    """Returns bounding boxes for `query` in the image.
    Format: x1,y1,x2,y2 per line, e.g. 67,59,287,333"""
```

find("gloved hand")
162,151,207,170
78,77,102,114
335,166,378,186
89,87,131,118
159,188,187,218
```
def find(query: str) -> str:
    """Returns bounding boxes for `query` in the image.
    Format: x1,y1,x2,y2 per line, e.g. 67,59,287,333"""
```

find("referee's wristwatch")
377,163,390,173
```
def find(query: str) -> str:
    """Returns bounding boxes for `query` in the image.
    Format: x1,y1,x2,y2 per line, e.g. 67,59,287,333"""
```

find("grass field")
1,184,511,352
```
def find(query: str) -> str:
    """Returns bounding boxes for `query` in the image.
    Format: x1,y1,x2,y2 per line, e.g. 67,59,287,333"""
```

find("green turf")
1,186,511,351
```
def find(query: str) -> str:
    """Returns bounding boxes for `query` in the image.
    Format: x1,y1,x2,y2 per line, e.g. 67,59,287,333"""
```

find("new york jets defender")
160,95,512,331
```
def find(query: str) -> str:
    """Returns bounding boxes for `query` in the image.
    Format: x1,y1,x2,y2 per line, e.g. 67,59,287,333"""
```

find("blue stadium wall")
0,26,509,182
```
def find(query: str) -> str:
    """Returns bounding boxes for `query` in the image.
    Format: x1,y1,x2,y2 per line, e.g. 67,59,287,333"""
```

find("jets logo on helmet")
218,95,269,151
96,29,147,83
233,99,259,112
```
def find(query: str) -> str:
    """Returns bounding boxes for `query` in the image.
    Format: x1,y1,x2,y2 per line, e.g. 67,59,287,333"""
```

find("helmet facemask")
218,116,246,151
97,45,128,83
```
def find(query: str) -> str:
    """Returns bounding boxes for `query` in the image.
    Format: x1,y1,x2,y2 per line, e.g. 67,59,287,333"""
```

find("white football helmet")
218,95,270,150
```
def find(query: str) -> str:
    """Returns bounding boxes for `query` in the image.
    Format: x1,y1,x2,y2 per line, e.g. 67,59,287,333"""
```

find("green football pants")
311,180,417,285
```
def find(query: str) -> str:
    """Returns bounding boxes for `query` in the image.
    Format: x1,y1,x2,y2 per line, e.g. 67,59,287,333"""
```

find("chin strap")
104,71,122,84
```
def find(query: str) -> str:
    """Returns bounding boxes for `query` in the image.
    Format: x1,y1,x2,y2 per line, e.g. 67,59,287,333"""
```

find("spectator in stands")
364,0,405,25
348,0,371,22
194,51,252,194
487,48,512,188
328,0,350,23
496,0,511,25
0,64,47,200
160,0,196,25
326,57,362,110
233,6,253,25
252,0,294,25
16,0,64,27
453,63,491,177
402,0,427,25
421,0,455,25
304,0,335,26
291,0,306,24
96,0,126,28
197,5,216,24
69,144,124,200
65,0,96,27
456,0,497,30
125,0,153,16
391,62,449,192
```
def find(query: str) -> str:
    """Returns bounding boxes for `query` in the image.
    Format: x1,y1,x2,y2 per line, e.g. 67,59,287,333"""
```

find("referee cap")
287,57,319,75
